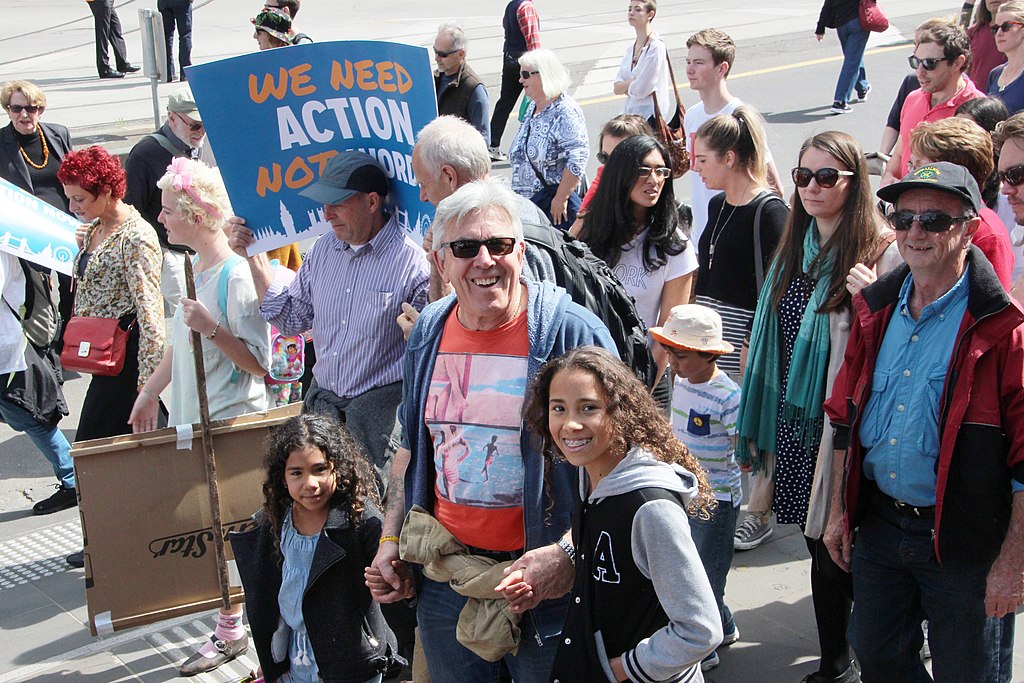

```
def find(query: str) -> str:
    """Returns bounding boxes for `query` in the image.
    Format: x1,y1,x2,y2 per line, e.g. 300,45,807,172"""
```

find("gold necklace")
18,127,48,170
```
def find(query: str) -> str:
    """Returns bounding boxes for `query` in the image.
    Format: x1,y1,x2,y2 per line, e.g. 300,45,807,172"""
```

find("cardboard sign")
186,41,438,256
0,177,79,275
73,404,300,636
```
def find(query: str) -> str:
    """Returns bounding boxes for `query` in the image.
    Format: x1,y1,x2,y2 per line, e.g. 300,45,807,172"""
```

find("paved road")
3,1,1023,681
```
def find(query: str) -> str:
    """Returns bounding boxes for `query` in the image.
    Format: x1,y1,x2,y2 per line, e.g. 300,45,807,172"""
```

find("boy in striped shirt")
651,304,741,672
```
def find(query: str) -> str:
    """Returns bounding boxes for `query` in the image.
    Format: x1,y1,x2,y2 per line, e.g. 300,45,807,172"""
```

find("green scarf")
736,221,832,475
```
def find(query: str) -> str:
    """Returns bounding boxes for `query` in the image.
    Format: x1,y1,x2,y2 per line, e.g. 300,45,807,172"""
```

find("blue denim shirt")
860,268,969,506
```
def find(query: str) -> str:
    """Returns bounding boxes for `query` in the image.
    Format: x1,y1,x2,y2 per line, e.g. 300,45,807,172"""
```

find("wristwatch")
557,538,576,566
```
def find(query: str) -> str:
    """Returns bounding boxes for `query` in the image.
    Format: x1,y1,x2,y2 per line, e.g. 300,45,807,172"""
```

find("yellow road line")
576,42,911,107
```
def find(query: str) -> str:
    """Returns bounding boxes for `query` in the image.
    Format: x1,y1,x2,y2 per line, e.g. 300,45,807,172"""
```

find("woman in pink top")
967,0,1009,85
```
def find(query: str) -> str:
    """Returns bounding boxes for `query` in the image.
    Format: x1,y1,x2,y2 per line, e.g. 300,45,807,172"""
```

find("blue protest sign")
187,41,437,255
0,177,78,275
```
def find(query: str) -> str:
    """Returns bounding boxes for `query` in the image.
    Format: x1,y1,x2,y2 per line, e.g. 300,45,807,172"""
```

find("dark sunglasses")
791,166,854,188
434,47,460,58
520,70,540,79
637,166,672,179
999,163,1024,187
7,104,41,114
596,150,610,164
173,111,204,132
441,237,517,258
908,55,950,71
992,20,1024,34
887,210,971,233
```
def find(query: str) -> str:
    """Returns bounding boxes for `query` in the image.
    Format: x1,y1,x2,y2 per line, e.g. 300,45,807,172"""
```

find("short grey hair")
519,48,572,100
437,22,466,51
432,177,524,251
415,115,490,184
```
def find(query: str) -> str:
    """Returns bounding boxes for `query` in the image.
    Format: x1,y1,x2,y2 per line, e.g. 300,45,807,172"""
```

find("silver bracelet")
557,537,576,566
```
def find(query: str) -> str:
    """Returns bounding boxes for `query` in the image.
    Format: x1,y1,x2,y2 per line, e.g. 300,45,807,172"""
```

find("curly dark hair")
579,134,688,272
262,413,381,548
524,346,715,517
57,145,127,200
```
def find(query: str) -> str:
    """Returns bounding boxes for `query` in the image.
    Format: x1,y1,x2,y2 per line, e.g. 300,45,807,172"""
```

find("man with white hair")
367,177,615,682
434,23,490,142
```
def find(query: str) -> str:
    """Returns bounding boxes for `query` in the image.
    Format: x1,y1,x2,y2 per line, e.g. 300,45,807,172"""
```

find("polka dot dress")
772,273,824,526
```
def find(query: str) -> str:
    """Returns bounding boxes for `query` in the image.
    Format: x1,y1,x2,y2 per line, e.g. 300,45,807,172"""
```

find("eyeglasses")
173,111,204,132
999,163,1024,187
7,104,41,114
434,47,459,58
520,70,540,79
992,20,1024,34
887,210,971,233
637,166,672,179
791,166,855,188
596,151,610,164
441,237,518,258
908,55,950,71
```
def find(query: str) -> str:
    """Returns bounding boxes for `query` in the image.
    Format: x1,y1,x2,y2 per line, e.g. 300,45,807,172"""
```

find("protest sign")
74,403,300,635
0,177,79,275
187,41,437,256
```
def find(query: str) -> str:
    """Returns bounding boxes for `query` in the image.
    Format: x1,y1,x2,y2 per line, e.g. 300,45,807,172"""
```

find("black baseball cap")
876,161,982,213
299,151,389,206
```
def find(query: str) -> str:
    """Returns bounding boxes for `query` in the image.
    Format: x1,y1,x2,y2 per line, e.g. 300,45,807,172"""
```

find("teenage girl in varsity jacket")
522,346,722,683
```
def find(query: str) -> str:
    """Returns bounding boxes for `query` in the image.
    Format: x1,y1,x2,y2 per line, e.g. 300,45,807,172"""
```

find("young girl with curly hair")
521,345,721,683
229,413,400,683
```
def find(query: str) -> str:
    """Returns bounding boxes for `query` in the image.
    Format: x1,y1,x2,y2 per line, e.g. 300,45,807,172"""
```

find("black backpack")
521,223,656,388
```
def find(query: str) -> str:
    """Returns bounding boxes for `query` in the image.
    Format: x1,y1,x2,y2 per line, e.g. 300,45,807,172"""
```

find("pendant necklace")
707,199,739,271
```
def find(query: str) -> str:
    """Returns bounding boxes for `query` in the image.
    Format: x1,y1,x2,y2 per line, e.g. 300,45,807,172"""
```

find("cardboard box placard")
73,403,301,635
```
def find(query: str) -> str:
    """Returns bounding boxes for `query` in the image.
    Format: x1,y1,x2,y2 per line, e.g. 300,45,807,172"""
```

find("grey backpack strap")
752,191,785,292
147,133,187,158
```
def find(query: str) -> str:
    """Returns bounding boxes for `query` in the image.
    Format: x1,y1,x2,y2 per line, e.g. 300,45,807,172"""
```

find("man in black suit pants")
85,0,140,79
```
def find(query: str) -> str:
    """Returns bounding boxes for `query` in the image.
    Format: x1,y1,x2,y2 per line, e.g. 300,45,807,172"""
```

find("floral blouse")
509,94,589,197
72,206,164,385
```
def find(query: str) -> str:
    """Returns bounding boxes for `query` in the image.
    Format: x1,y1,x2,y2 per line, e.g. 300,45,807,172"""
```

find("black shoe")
800,662,860,683
32,484,77,515
66,550,84,568
99,69,125,79
119,63,141,73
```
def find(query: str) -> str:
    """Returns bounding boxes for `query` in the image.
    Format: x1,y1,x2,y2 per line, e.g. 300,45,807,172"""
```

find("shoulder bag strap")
752,191,783,292
147,133,188,159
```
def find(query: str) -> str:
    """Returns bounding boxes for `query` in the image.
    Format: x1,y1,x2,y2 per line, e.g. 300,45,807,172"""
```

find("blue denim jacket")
398,279,616,638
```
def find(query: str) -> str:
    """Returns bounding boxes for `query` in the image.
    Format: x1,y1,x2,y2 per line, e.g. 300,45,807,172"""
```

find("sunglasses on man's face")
174,112,204,132
908,55,950,71
887,210,971,233
434,47,459,58
7,104,41,114
992,20,1024,34
441,237,518,258
999,163,1024,187
792,166,855,189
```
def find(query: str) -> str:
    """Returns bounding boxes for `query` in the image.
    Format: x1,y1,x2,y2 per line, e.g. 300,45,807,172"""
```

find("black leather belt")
880,493,935,517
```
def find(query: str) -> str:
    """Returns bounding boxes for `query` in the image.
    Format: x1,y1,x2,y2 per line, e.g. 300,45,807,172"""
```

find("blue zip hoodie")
398,279,616,639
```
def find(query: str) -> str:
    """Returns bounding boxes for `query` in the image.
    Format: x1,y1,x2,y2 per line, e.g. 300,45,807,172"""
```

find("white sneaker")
734,513,774,550
488,146,507,162
701,651,720,671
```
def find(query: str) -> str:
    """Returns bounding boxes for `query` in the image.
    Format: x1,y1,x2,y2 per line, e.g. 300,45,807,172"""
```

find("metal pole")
138,9,167,130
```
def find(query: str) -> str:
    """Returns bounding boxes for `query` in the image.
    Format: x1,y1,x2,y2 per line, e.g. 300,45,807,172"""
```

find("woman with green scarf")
735,131,901,683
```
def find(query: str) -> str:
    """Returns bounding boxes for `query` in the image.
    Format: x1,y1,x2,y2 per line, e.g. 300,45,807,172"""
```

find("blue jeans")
0,395,74,488
849,495,1014,682
834,17,870,103
417,577,559,683
689,500,738,634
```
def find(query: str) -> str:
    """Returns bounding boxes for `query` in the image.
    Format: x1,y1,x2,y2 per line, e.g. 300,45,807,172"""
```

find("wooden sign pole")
184,258,231,611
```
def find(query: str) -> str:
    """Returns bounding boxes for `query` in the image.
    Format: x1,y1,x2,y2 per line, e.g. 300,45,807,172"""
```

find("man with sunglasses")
368,177,615,683
124,87,208,318
882,19,983,187
433,23,489,142
823,162,1024,682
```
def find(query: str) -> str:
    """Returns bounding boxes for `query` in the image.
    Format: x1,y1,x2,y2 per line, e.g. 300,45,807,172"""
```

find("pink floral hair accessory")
166,157,222,221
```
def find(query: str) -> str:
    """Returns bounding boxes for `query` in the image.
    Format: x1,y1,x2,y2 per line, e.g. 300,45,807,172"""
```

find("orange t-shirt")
426,305,529,551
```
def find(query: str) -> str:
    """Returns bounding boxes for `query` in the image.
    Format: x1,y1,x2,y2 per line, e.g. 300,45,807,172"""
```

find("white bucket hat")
649,304,735,355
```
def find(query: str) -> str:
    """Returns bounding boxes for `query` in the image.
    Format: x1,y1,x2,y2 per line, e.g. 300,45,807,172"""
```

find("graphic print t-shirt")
425,306,529,550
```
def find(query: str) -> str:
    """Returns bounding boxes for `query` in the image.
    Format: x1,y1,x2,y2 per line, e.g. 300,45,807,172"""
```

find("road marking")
575,42,912,107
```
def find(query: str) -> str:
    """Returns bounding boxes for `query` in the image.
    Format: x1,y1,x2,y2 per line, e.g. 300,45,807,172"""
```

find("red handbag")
651,51,689,179
60,316,134,376
859,0,889,33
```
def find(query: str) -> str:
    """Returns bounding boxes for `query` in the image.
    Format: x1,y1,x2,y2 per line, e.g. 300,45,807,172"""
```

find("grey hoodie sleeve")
622,500,723,683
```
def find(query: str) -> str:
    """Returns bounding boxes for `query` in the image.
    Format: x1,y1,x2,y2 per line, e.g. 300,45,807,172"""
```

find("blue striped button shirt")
261,214,429,399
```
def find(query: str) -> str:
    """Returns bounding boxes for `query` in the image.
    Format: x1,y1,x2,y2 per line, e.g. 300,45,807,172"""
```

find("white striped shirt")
261,214,429,398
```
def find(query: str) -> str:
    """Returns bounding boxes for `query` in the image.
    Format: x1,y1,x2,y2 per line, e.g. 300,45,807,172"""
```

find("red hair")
57,146,127,200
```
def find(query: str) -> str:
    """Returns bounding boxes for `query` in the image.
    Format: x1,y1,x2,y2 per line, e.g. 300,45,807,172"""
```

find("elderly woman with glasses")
508,48,589,230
